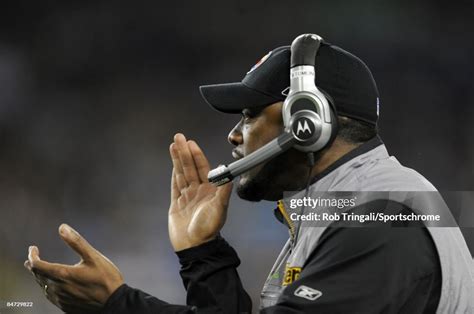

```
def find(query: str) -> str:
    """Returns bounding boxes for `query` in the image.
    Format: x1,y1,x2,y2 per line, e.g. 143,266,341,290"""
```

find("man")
25,38,474,313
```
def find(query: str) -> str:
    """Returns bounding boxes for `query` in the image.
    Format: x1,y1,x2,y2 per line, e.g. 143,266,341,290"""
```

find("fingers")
58,224,95,263
43,281,61,308
170,134,210,185
25,267,71,311
25,260,48,287
216,182,233,209
25,260,97,313
28,246,71,281
25,224,94,281
174,133,200,184
170,168,181,201
188,140,210,183
170,143,187,191
24,259,32,271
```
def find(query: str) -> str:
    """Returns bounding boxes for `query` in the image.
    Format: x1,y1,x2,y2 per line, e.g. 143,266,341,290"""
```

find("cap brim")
199,82,281,113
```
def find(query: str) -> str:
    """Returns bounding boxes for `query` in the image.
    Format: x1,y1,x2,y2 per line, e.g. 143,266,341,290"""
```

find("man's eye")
242,113,252,121
242,109,260,121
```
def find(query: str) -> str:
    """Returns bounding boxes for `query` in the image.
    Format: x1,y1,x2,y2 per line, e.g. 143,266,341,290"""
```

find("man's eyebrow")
242,107,264,115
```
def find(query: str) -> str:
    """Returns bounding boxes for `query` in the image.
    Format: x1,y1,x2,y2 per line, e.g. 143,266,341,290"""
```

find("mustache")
232,148,244,160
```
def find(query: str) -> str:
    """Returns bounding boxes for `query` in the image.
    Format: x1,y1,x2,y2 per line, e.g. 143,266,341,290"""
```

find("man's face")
228,102,311,202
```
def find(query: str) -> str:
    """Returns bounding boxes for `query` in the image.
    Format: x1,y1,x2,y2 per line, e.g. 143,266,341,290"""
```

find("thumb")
215,181,233,208
58,224,96,262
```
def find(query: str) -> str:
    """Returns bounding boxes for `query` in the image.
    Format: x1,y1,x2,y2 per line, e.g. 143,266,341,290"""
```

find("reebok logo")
294,285,322,301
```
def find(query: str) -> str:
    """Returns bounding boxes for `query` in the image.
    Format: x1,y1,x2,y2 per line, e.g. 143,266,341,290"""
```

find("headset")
208,34,338,186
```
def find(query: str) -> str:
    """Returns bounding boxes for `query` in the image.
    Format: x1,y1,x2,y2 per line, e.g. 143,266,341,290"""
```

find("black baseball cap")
199,42,380,125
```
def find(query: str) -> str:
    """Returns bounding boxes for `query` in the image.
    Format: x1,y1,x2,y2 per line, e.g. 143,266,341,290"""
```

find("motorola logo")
296,120,311,135
292,117,315,141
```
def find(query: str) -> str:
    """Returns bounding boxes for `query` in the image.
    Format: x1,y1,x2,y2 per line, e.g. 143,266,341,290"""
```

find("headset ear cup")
319,89,338,147
328,101,338,145
285,34,335,153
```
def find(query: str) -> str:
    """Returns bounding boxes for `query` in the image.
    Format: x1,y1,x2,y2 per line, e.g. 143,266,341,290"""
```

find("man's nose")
228,123,243,146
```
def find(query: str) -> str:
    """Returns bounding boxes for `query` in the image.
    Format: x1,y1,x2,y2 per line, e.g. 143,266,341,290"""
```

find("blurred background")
0,0,473,312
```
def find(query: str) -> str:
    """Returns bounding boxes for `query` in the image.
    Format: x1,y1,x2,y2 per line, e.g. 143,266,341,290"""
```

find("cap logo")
247,51,272,74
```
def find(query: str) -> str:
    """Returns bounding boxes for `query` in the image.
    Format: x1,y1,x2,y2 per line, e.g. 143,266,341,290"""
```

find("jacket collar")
309,136,383,184
274,136,384,227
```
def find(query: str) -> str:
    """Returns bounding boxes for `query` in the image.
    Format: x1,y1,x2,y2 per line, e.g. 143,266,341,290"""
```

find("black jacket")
101,223,441,313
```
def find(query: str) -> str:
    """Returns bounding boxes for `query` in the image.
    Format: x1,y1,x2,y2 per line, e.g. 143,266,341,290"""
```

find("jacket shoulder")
354,155,438,191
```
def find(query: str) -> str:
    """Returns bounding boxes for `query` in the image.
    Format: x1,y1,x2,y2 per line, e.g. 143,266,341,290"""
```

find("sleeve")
101,284,196,314
260,206,442,313
101,236,252,314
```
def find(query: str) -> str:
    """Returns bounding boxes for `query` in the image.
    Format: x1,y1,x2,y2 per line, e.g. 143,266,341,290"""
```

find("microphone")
208,130,296,186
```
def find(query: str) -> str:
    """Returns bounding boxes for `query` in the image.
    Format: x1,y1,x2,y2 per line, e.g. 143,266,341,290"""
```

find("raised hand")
168,133,233,252
25,224,124,313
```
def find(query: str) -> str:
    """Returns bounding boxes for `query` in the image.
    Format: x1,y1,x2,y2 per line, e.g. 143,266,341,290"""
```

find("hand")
168,133,233,251
24,224,124,313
